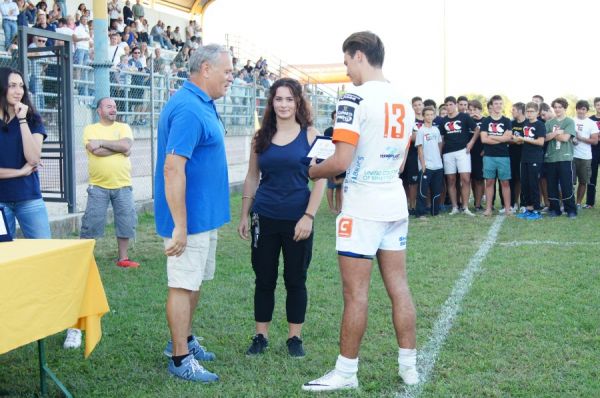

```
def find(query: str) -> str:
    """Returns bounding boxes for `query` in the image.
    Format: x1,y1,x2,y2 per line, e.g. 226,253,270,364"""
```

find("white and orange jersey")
332,81,415,221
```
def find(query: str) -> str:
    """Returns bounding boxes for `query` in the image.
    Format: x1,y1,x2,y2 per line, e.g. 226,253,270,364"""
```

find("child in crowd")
415,106,444,218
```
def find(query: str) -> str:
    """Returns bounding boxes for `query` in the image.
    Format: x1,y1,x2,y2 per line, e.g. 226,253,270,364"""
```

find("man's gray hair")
189,44,230,73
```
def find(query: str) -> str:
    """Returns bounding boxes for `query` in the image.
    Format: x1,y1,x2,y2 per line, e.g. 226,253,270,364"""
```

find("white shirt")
73,24,90,50
415,125,443,170
332,81,415,221
573,117,599,160
108,44,125,66
0,1,19,20
108,1,121,19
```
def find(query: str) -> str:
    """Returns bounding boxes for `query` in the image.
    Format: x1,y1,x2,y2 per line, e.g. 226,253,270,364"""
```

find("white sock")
335,354,358,378
398,348,417,368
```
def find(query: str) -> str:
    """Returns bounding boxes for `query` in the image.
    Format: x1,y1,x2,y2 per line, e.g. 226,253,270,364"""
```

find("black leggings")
251,213,312,324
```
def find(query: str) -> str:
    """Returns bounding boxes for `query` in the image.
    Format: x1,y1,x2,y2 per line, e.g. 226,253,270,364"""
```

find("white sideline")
397,215,505,398
498,240,599,247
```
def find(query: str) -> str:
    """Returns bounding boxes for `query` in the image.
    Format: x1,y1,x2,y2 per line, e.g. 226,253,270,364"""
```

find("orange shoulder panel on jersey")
332,128,359,146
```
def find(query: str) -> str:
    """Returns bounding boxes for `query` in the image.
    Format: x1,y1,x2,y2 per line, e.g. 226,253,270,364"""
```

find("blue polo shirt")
0,115,46,202
154,81,230,237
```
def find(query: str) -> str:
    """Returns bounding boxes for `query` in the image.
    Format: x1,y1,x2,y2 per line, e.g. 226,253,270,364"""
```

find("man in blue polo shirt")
154,44,233,383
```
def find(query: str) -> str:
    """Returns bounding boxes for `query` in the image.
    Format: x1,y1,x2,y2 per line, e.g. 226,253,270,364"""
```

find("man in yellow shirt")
64,97,138,349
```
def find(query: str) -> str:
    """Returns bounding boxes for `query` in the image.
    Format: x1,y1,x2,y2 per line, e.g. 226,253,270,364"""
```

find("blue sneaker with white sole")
526,211,542,220
517,210,531,219
164,336,216,361
168,355,218,383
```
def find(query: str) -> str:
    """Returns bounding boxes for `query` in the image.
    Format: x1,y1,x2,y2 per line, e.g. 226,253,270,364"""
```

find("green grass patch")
1,197,598,397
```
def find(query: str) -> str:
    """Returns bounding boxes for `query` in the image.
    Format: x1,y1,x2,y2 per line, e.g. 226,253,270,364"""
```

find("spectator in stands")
35,1,47,15
21,0,36,24
26,36,51,110
131,0,143,20
72,14,91,94
128,46,149,125
115,53,129,82
238,77,325,358
63,97,140,349
173,45,190,69
243,59,253,74
53,0,65,17
116,16,126,33
1,0,19,51
33,11,56,46
135,16,148,43
123,24,136,47
74,2,86,22
258,70,270,89
138,40,149,66
16,0,34,26
152,46,167,73
171,26,183,50
47,0,60,23
231,70,249,111
185,19,194,44
108,0,121,28
108,32,126,66
123,0,133,24
240,68,253,84
154,44,233,383
188,35,199,50
0,67,50,240
151,20,173,50
193,23,202,45
64,13,75,29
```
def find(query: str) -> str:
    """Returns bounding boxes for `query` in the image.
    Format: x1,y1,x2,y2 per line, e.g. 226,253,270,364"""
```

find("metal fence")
3,51,337,213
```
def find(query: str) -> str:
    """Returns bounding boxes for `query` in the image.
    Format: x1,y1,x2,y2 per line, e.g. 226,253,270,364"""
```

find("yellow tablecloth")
0,239,110,358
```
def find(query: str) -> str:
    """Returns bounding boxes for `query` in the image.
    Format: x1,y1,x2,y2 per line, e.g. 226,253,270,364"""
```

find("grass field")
1,194,599,397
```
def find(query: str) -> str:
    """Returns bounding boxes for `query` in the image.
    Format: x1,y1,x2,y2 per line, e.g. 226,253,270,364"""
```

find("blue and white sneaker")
168,355,218,383
526,211,542,220
164,336,216,361
517,210,531,219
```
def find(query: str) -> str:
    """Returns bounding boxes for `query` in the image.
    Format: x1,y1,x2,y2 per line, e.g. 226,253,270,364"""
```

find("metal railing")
1,51,337,211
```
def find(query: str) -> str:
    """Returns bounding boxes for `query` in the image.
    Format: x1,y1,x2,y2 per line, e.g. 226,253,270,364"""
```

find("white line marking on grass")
397,215,505,398
498,240,599,247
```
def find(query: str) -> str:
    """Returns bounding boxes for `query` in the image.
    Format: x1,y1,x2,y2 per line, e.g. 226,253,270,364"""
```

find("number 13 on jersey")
384,103,405,139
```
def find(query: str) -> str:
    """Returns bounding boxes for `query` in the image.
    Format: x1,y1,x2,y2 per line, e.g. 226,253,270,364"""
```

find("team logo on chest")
489,123,504,134
524,126,536,138
444,120,462,133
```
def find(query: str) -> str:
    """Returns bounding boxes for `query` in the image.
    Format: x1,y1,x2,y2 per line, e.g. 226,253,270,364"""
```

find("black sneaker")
246,334,268,356
286,336,305,358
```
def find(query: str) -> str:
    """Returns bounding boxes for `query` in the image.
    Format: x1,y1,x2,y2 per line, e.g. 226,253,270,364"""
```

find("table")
0,239,110,396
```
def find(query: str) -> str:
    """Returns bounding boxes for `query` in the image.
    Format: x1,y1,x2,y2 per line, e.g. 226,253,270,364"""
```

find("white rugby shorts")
335,214,408,258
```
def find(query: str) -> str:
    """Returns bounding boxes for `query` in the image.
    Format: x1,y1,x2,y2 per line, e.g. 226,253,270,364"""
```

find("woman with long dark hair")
238,78,326,357
0,67,50,238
